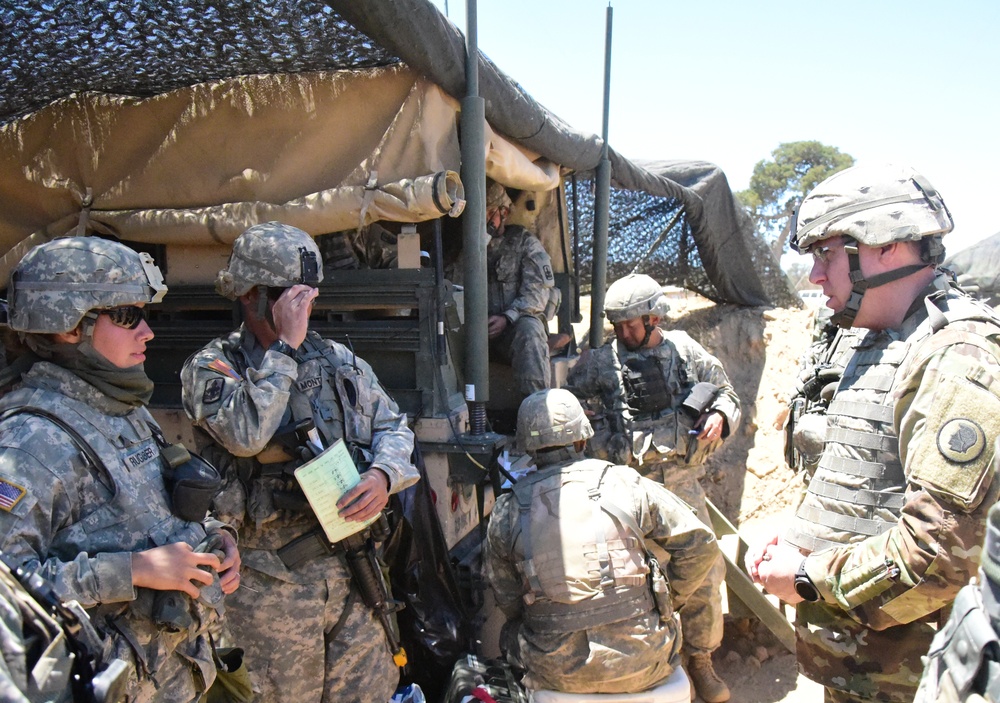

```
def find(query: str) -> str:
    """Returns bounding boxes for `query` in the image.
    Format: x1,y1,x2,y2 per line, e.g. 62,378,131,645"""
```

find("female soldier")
0,237,240,702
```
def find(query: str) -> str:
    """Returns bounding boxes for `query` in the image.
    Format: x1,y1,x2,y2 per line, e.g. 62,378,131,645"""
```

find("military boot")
687,652,730,703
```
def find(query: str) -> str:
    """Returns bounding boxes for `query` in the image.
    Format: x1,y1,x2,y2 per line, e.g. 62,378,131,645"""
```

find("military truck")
0,0,795,696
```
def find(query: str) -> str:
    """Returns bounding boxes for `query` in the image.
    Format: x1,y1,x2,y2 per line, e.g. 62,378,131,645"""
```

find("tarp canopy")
0,0,797,307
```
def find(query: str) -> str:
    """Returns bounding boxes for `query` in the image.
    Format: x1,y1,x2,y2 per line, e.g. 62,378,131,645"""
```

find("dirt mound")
573,293,825,701
666,296,822,703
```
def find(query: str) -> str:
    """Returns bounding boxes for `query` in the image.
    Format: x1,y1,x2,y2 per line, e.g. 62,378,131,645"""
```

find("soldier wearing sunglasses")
0,237,241,702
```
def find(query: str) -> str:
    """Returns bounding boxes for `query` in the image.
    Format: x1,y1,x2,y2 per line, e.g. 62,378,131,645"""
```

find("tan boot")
687,652,730,703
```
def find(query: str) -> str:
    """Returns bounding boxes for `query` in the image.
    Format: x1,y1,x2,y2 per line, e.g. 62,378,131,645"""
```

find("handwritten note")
293,439,377,543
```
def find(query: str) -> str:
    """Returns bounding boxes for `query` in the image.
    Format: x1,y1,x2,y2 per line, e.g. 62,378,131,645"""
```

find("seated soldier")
483,388,719,694
484,181,558,398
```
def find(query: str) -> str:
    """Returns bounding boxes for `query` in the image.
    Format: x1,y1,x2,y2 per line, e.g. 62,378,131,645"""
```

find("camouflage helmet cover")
604,273,670,323
8,237,167,334
791,164,954,253
485,180,512,211
517,388,594,453
216,222,324,300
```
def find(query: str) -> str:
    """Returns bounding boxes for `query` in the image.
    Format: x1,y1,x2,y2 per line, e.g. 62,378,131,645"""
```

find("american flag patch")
207,358,242,381
0,478,26,512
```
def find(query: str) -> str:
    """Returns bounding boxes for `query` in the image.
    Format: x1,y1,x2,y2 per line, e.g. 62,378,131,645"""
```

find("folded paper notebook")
293,439,378,543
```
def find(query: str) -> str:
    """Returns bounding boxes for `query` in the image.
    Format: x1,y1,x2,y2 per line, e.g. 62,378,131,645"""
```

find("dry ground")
575,293,825,702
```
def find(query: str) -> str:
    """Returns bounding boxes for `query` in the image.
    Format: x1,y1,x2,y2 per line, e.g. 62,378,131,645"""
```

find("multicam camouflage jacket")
484,453,717,694
792,275,1000,701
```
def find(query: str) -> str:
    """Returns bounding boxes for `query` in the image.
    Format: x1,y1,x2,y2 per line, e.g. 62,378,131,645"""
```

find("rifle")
340,514,408,667
5,556,130,703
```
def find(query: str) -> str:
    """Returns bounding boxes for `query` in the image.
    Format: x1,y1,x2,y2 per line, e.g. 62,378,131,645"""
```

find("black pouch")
161,446,223,523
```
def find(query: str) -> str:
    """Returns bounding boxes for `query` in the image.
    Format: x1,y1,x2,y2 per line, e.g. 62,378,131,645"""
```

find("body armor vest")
786,293,1000,553
622,356,673,414
510,459,656,633
0,384,217,683
221,331,376,552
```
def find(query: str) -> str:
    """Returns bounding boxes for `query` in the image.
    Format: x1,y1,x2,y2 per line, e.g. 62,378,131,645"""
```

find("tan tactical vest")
786,291,1000,553
510,459,656,633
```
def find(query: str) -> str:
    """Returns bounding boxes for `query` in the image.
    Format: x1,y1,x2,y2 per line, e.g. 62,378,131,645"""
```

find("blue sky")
429,0,999,257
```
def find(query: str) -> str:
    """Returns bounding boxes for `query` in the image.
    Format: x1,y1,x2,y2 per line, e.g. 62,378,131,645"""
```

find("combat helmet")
7,237,166,334
790,164,953,328
485,180,512,211
216,222,323,300
604,274,670,324
516,388,594,453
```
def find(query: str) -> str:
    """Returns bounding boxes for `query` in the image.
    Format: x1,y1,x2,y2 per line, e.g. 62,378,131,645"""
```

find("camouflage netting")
0,0,798,308
566,178,707,294
0,0,397,124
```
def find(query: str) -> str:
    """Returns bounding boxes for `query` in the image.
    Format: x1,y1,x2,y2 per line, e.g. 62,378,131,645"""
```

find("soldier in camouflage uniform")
746,164,1000,702
484,388,718,694
0,238,241,703
916,496,1000,703
484,180,558,397
782,319,861,498
564,273,740,703
180,222,419,702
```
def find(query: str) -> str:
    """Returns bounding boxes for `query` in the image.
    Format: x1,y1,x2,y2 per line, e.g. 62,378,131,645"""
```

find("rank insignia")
937,418,986,464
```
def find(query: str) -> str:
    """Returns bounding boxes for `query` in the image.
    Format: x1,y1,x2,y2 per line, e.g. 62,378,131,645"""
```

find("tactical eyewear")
100,305,147,329
809,239,845,264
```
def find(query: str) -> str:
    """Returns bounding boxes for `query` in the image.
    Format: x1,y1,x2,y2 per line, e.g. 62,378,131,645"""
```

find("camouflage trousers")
797,601,934,702
489,316,550,396
641,462,724,655
224,564,397,703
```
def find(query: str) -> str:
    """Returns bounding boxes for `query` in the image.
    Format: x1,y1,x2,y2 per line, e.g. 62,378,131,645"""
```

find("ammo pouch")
160,443,223,523
622,356,672,414
647,556,673,623
276,528,344,570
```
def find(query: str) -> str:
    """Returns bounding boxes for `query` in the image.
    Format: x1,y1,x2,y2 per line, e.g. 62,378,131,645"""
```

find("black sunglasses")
100,305,147,330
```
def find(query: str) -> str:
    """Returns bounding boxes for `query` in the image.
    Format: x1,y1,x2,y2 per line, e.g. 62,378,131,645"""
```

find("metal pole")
460,0,489,432
589,4,613,350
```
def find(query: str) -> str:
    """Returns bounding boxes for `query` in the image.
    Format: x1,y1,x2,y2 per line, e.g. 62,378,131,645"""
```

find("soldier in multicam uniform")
916,497,1000,703
564,273,740,703
746,164,1000,703
0,238,241,703
483,388,718,694
484,180,558,397
180,222,419,702
782,319,861,495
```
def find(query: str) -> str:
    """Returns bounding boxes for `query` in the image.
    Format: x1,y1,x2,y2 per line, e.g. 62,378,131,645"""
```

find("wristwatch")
794,559,820,602
268,339,295,358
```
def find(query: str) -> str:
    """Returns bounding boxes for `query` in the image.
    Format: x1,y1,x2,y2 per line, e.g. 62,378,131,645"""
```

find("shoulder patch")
936,418,986,464
543,264,553,282
0,477,26,512
206,358,242,381
202,377,225,405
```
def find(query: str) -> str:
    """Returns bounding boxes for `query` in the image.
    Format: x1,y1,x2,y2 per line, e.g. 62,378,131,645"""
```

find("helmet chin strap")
830,239,934,328
622,315,657,351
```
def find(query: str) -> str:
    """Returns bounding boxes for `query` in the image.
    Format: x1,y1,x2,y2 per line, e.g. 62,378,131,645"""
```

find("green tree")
737,141,854,259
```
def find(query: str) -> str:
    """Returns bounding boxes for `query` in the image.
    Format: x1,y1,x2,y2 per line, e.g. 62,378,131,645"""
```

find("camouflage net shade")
1,0,397,124
566,178,707,294
0,0,797,308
